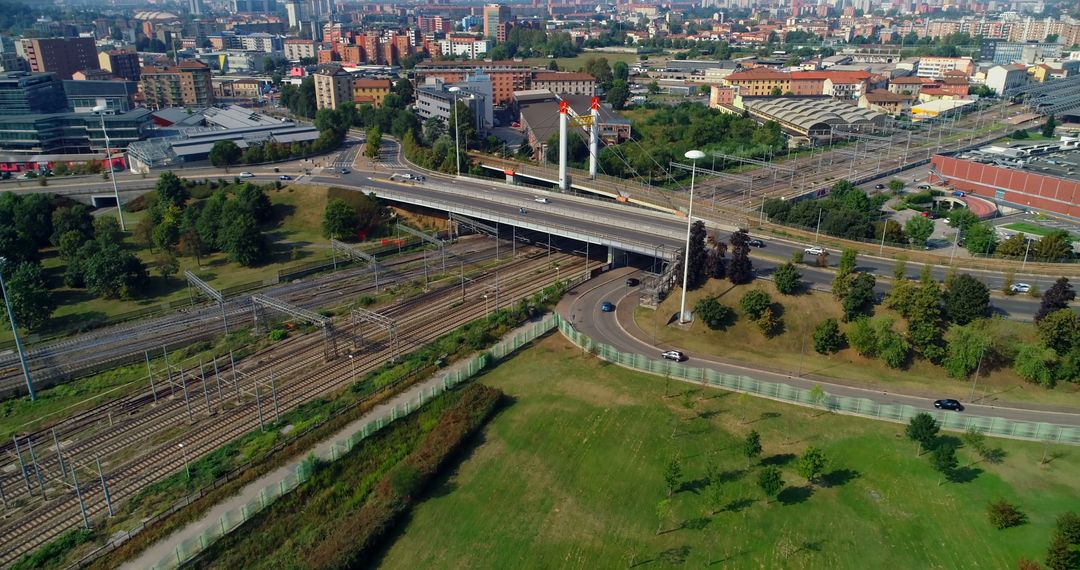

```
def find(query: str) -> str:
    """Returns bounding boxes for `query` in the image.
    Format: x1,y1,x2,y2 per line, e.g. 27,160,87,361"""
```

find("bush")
773,262,801,294
756,307,782,338
987,500,1026,530
269,329,288,341
847,317,877,356
813,318,845,354
739,289,771,320
694,296,735,330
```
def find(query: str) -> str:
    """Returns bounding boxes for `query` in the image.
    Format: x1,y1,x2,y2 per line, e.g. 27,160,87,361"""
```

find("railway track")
0,249,582,566
0,236,495,396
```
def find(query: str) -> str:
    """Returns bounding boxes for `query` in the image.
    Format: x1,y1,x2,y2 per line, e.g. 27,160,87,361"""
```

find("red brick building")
931,155,1079,218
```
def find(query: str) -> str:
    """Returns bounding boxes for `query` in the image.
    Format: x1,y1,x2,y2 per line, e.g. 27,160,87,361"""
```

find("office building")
0,108,152,158
233,0,278,13
979,41,1063,65
416,77,488,131
414,60,530,105
0,71,68,115
21,38,99,80
313,65,352,110
139,61,214,110
915,57,975,79
98,49,142,82
483,4,510,41
188,0,203,15
63,80,138,113
531,72,596,96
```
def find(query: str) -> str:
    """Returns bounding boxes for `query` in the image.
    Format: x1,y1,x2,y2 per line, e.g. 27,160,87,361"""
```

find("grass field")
634,279,1079,407
377,334,1080,569
1003,222,1076,240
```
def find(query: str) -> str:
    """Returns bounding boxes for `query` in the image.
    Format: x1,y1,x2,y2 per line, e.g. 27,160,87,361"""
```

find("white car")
1011,283,1031,293
534,197,550,204
239,172,255,178
661,350,685,362
804,246,825,256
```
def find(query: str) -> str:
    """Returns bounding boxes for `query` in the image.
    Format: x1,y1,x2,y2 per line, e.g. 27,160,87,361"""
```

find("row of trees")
321,190,387,241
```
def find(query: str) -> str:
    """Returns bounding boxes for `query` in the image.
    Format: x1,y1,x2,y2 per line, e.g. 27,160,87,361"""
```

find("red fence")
931,155,1079,218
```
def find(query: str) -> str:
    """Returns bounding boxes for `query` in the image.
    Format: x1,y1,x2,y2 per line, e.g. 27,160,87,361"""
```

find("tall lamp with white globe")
678,149,706,324
92,104,126,230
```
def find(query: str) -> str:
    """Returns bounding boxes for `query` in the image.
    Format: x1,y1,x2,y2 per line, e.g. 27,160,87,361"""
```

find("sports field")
376,334,1079,569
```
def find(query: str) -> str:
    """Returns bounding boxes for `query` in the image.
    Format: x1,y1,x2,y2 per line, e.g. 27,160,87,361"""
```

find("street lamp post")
678,150,705,325
92,105,125,231
0,258,34,400
178,442,190,479
448,87,462,177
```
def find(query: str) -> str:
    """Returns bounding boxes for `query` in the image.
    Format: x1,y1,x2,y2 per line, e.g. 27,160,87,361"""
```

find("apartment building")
915,57,975,79
98,49,141,82
139,61,214,110
531,72,596,96
313,65,352,110
284,39,317,61
483,4,510,41
21,37,98,80
352,78,392,107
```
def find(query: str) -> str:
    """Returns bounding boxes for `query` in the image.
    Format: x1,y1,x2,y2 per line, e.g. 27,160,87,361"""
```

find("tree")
235,184,273,224
875,317,910,369
796,447,828,484
81,243,147,300
663,455,683,497
208,140,242,172
931,442,958,485
946,208,979,232
813,318,844,354
0,227,38,267
9,193,53,247
728,230,754,285
613,60,629,82
365,126,382,159
393,78,413,101
905,215,935,247
757,466,784,505
1037,309,1078,354
686,220,708,289
0,261,54,331
606,79,630,109
905,412,940,455
1034,231,1072,262
756,306,782,338
965,222,998,256
1055,512,1080,547
654,498,672,535
1037,278,1075,322
739,289,771,320
943,274,990,325
219,209,267,266
742,430,763,467
987,500,1026,530
1046,533,1079,570
888,179,906,192
773,262,801,294
943,324,990,379
837,248,858,275
155,251,179,278
322,199,359,239
996,232,1029,258
705,479,725,515
694,296,734,330
847,317,877,356
1013,343,1057,387
839,272,877,322
50,205,94,246
1042,114,1057,138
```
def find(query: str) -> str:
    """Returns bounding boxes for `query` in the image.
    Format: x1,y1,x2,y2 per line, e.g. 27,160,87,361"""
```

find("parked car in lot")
534,197,550,204
661,350,685,362
600,301,616,312
626,278,640,287
1010,282,1031,293
804,246,825,256
934,399,964,412
747,239,765,248
278,175,292,180
239,171,255,178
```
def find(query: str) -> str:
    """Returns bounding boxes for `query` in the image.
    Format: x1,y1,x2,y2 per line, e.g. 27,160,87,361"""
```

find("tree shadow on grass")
949,465,982,484
724,498,754,513
822,468,860,487
745,411,782,425
680,478,710,495
682,517,711,531
709,550,749,565
778,485,813,506
761,453,796,467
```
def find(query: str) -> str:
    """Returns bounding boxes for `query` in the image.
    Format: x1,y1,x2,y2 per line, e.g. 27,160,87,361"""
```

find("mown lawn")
377,334,1079,569
635,278,1079,407
1003,222,1075,241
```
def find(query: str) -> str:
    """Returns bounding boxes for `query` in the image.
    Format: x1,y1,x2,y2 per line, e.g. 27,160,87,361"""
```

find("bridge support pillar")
559,100,568,191
589,97,599,180
504,169,515,184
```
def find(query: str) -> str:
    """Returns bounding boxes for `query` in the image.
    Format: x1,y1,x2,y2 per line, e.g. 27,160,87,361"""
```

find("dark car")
934,399,964,412
875,183,885,189
747,239,765,248
626,278,640,287
600,301,615,312
339,168,350,174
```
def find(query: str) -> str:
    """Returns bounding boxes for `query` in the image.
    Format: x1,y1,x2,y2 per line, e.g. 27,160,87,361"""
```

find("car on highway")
874,183,885,189
278,175,292,181
534,197,550,204
239,172,255,178
339,168,350,174
661,350,685,362
804,246,825,256
918,184,931,190
747,239,765,248
1010,282,1031,293
399,173,414,180
600,301,616,312
933,399,964,412
626,278,640,287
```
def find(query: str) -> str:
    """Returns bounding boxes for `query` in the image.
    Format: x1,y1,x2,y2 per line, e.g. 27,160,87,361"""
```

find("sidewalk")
121,318,545,569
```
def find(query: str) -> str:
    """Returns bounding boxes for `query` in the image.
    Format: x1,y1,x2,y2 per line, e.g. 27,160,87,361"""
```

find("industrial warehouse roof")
744,97,887,135
201,105,285,129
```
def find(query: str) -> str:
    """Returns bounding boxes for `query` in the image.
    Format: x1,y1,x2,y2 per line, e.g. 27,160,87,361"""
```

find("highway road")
316,141,1069,321
562,267,1080,428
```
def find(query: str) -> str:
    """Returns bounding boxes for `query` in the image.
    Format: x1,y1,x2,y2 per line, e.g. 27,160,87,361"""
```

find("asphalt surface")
562,267,1080,428
314,140,1068,321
